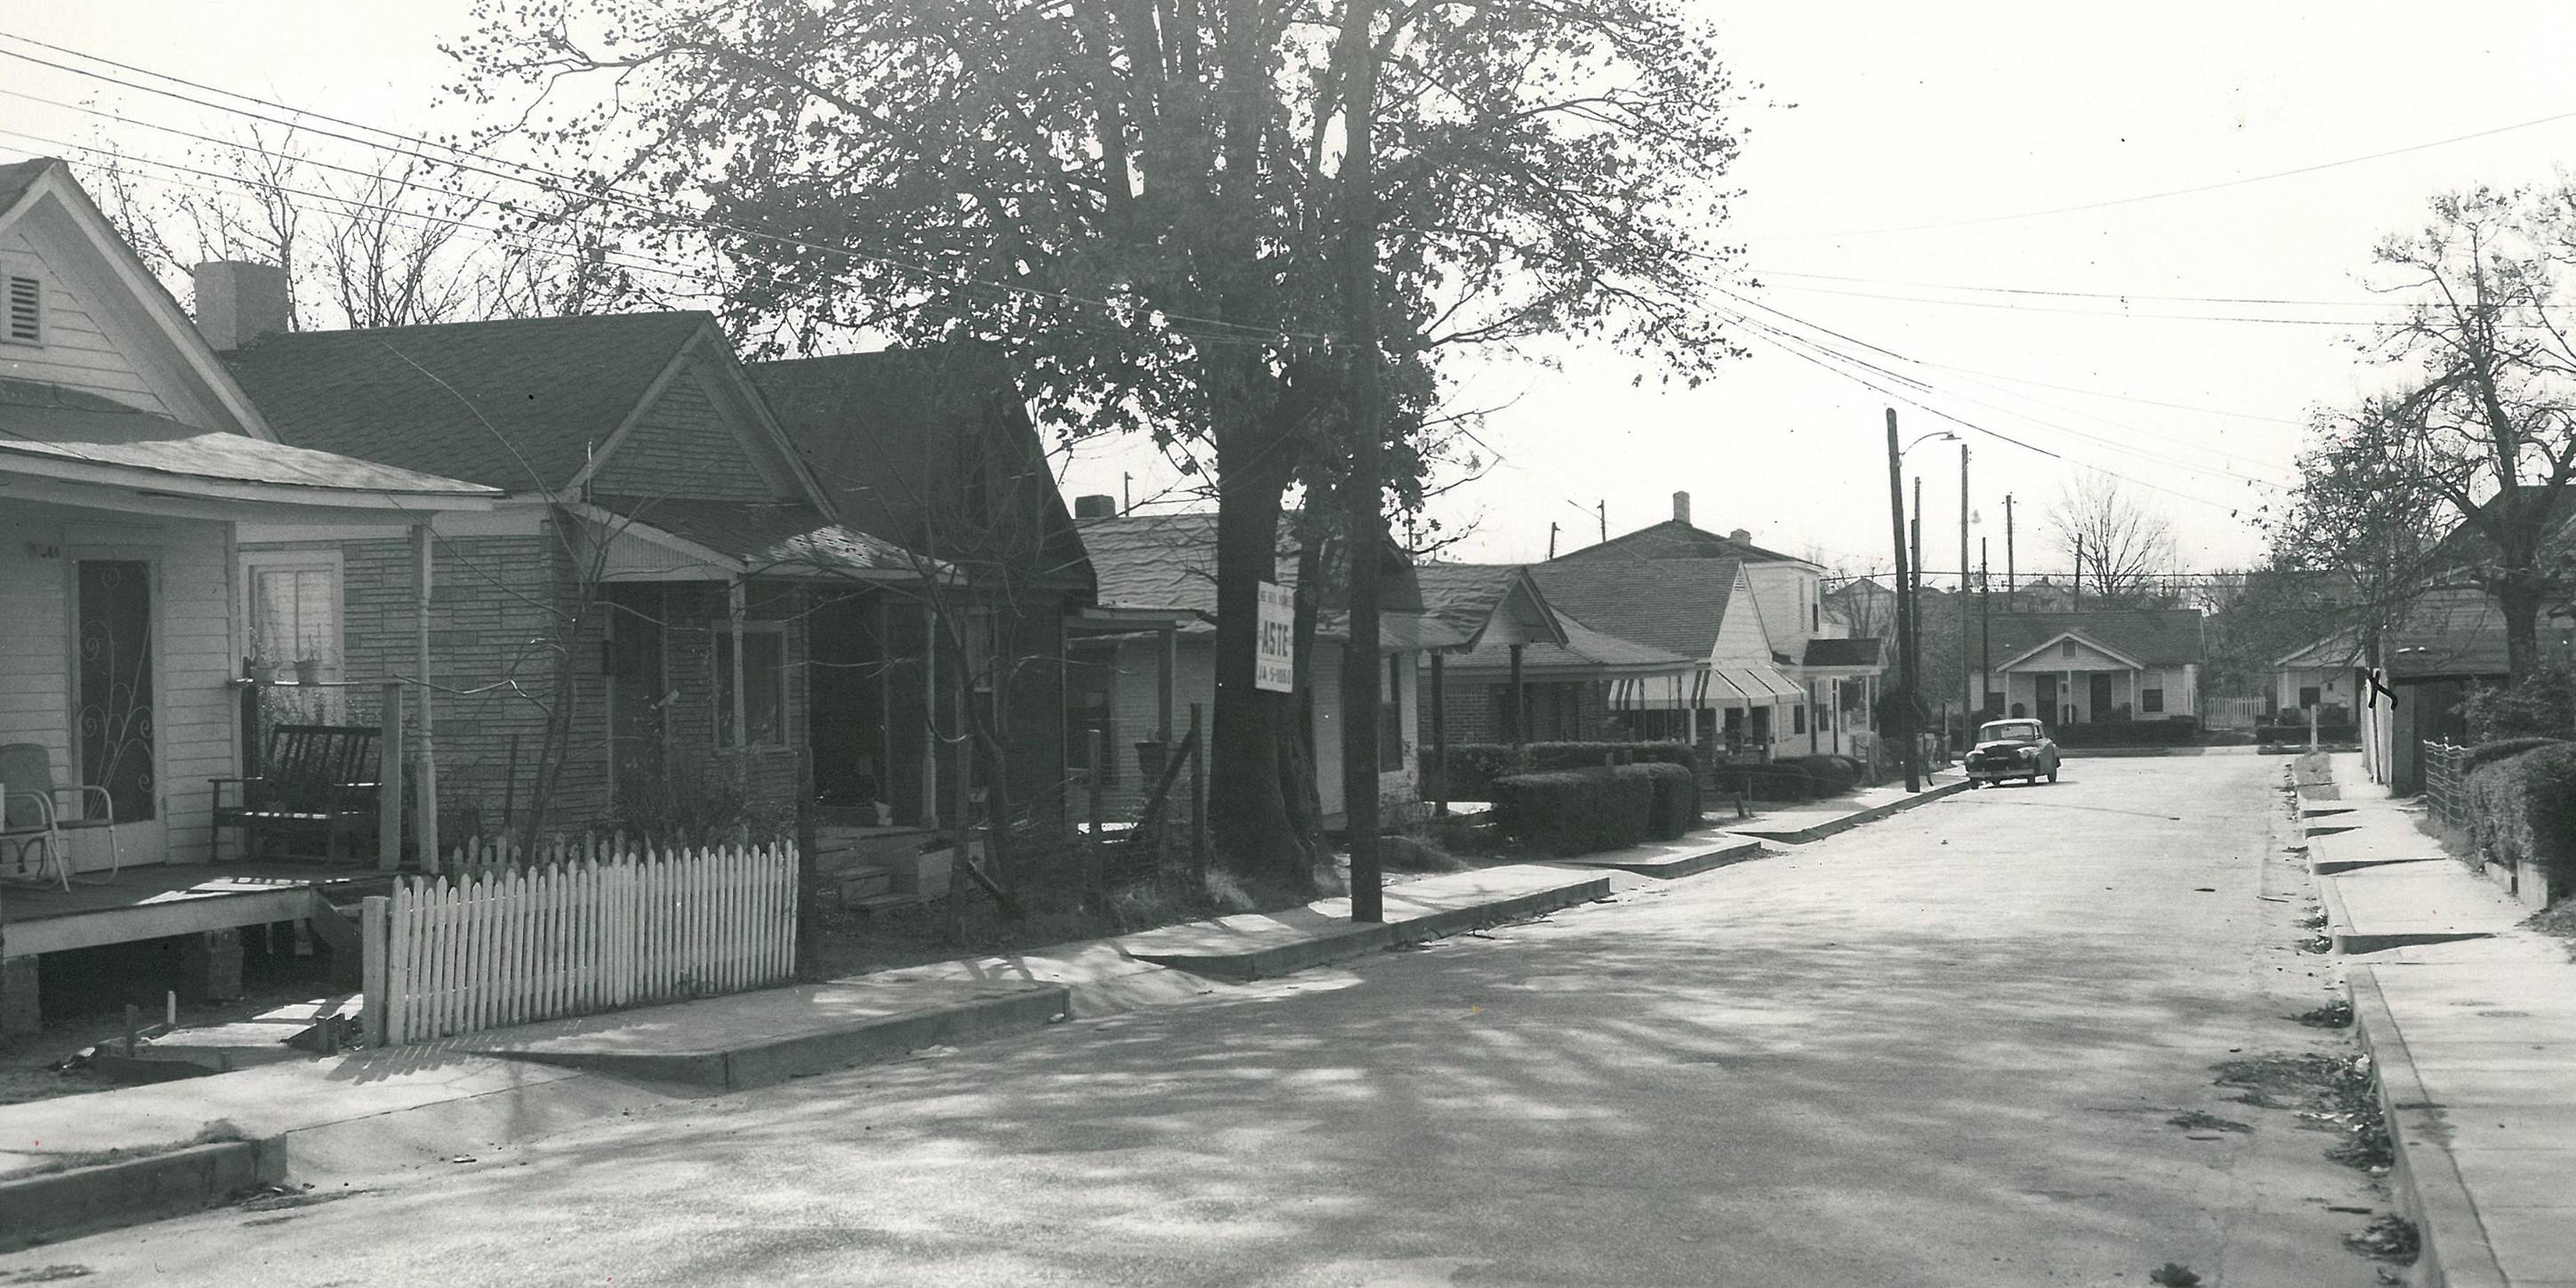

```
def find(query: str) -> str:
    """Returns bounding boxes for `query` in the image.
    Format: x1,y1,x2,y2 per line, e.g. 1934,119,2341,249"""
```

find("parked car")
1967,719,2060,786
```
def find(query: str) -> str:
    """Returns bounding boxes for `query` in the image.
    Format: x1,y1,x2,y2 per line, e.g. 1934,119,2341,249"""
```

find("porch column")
1429,652,1448,817
2129,669,2138,720
1506,644,1525,746
377,680,405,872
729,580,750,750
922,600,938,823
1157,624,1177,745
411,524,439,871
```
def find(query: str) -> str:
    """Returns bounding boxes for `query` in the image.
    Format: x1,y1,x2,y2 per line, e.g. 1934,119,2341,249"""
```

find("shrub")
1436,744,1529,799
2460,658,2576,741
1716,762,1827,801
1525,740,1698,772
2464,737,2567,774
1624,762,1701,839
1491,769,1653,857
2463,744,2576,891
1778,754,1862,794
2053,718,2201,747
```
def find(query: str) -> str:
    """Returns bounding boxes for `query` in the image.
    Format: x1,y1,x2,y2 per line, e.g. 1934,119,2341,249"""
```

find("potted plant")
294,656,323,686
246,660,278,686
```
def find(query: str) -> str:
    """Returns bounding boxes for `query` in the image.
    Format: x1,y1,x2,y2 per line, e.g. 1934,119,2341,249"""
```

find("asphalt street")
7,756,2393,1287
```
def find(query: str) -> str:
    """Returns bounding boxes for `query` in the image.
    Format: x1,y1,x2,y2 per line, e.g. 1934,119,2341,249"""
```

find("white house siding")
1741,564,1823,656
2275,665,2352,712
1708,570,1774,668
0,502,237,869
1309,644,1422,823
0,227,172,415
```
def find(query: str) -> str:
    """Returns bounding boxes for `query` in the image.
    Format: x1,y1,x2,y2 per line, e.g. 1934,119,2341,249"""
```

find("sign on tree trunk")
1256,581,1295,693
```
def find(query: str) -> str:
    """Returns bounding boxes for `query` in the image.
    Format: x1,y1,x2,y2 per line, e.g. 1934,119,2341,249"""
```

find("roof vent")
1074,494,1117,519
1729,527,1752,544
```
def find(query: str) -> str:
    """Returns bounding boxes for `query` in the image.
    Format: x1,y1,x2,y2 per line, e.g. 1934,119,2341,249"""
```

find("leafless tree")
2046,471,2181,607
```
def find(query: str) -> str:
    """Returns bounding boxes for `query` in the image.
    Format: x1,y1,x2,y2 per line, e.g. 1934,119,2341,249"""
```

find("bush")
1491,769,1653,857
1715,762,1829,801
2463,744,2576,891
1624,762,1701,839
1778,754,1862,795
2460,658,2576,740
2053,718,2201,747
2465,736,2568,774
1525,740,1698,772
1435,743,1528,800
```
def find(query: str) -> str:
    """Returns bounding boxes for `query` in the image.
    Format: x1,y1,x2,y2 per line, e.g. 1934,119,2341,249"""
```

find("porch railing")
361,840,798,1045
2421,740,2471,827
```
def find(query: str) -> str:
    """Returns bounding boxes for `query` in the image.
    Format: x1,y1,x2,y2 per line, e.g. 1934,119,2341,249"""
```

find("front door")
2032,673,2058,727
2089,672,2116,722
605,584,668,807
76,559,159,865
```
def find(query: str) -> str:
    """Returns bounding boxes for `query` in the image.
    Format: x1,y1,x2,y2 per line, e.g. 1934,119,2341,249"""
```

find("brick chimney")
1729,527,1752,544
1074,494,1117,519
1671,491,1690,525
192,261,292,350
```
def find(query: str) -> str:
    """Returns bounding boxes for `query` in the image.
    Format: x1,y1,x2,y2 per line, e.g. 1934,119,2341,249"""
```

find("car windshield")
1978,720,2042,744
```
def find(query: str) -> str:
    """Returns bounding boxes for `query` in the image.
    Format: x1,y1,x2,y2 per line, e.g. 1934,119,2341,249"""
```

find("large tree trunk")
2498,575,2543,686
1207,433,1307,887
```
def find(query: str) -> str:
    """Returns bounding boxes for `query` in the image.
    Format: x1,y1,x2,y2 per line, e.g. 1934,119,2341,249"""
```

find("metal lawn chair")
0,743,122,890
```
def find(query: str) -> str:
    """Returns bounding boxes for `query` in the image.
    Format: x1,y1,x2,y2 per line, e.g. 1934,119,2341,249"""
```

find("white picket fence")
364,841,800,1046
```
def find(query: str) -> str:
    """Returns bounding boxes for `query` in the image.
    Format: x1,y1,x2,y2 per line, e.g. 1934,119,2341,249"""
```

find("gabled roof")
1391,563,1570,651
1445,608,1692,677
1980,609,2206,668
0,377,495,504
1527,556,1743,660
0,157,274,439
2274,626,2362,671
1551,518,1815,568
221,311,714,493
752,348,1092,593
1997,629,2149,672
1077,512,1283,619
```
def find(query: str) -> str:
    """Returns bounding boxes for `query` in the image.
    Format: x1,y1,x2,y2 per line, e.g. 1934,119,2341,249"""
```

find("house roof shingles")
1984,609,2208,668
0,377,494,498
0,158,50,221
221,312,710,492
1552,519,1809,567
1526,556,1740,661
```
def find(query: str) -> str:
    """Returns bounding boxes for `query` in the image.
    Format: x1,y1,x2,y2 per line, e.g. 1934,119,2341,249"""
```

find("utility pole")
1885,409,1920,793
2073,535,2084,608
1979,537,1992,720
1911,476,1925,758
1548,521,1558,559
1333,0,1385,924
1122,471,1132,516
1959,444,1970,723
1597,500,1607,543
2005,493,2017,609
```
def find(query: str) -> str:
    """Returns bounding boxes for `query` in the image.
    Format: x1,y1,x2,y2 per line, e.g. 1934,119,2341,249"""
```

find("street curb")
1560,838,1766,879
0,1138,282,1252
2311,856,2447,878
477,986,1075,1092
1129,874,1610,983
1730,779,1970,844
2347,966,2509,1288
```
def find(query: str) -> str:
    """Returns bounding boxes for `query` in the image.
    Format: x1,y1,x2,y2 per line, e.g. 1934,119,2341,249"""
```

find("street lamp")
1883,421,1960,793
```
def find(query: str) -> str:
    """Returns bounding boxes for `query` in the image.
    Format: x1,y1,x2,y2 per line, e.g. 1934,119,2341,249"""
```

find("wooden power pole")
1333,0,1385,923
1886,410,1920,793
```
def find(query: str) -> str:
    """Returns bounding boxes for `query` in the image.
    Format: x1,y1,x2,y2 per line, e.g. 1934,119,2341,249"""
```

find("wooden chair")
211,724,383,863
0,743,122,890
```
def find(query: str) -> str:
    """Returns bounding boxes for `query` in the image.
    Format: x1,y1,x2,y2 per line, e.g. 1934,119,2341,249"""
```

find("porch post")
1156,624,1177,745
1428,651,1448,817
922,600,938,824
1506,643,1525,746
410,524,439,872
2129,669,2138,720
729,579,750,751
377,680,404,872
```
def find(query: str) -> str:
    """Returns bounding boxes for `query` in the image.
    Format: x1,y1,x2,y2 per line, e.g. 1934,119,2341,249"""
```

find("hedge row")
1710,754,1864,802
2051,718,2202,747
1489,762,1703,856
1432,741,1697,800
2463,743,2576,892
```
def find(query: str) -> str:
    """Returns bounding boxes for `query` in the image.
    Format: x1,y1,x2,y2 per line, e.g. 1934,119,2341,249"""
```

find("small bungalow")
1969,609,2207,728
2272,628,2363,724
0,157,498,1029
218,289,932,857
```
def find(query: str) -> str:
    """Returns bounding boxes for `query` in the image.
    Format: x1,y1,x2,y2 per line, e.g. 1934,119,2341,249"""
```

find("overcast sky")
10,3,2576,584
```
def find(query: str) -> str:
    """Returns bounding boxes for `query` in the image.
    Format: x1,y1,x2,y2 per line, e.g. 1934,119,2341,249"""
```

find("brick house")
750,348,1095,838
216,284,926,854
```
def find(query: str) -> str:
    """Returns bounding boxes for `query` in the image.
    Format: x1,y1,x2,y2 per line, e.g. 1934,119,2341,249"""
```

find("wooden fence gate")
363,841,799,1045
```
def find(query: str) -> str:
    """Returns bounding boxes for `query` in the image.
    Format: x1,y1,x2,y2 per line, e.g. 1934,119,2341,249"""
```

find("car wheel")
2026,773,2038,785
2047,763,2059,783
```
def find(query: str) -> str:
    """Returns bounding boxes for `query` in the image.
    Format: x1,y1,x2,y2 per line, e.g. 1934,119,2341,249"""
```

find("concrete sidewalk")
2304,753,2576,1288
0,860,1610,1248
1722,770,1969,843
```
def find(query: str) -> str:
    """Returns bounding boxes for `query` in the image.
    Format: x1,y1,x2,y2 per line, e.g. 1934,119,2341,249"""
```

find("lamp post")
1886,423,1960,792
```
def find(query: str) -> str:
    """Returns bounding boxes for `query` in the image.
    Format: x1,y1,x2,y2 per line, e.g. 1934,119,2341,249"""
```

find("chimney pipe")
1073,494,1116,519
192,261,292,350
1671,491,1690,525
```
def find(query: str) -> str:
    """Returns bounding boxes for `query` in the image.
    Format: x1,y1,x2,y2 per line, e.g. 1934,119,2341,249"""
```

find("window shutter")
4,277,38,344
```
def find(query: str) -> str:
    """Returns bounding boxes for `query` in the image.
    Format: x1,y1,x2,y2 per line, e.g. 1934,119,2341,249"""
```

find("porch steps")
125,995,360,1075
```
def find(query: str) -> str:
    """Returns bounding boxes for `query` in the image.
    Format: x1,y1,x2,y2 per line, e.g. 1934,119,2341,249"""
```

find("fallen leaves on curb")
2345,1214,2420,1263
2147,1262,2202,1286
2167,1110,2253,1134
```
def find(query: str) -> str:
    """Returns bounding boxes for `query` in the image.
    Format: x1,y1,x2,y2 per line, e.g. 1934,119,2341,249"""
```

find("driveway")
6,756,2389,1286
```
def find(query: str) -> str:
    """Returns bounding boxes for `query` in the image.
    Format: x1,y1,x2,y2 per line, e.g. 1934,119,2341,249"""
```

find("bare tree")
2047,471,2180,607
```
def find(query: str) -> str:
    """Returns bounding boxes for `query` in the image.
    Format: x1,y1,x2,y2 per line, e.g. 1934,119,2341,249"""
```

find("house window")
715,624,788,749
2142,688,2165,713
1067,679,1115,785
1792,704,1807,735
2060,640,2077,657
4,276,38,345
243,553,342,687
2298,686,2321,709
1378,653,1405,770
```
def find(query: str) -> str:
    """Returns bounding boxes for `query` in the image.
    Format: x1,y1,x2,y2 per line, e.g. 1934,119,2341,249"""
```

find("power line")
1764,102,2576,241
1751,267,2416,310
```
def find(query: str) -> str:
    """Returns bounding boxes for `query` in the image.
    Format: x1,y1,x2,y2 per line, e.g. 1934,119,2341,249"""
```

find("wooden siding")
0,228,173,415
589,367,785,502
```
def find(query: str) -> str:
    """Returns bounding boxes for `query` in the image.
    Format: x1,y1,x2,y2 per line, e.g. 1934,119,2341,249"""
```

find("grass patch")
2344,1213,2419,1263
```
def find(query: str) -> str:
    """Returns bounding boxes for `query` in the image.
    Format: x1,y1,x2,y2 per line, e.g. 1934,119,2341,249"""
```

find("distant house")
0,157,497,1030
220,290,930,851
1419,564,1692,744
1530,494,1887,762
1070,507,1513,826
2273,628,2363,722
1969,609,2207,728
